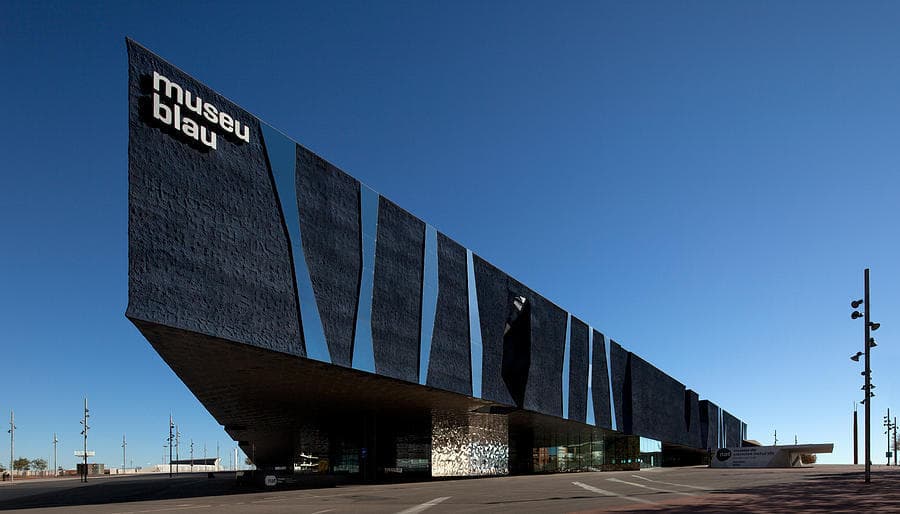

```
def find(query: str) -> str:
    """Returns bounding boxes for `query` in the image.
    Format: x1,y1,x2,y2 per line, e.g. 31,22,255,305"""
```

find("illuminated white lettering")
145,71,250,151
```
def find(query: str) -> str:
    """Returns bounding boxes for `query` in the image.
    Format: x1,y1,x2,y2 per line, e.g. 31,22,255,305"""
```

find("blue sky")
3,0,900,468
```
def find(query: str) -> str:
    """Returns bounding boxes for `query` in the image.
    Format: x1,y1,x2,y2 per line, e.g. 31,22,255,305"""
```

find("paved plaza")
2,465,900,513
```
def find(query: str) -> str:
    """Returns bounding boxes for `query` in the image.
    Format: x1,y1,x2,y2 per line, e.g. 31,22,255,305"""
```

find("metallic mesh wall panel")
609,341,629,432
684,389,702,448
426,232,472,395
371,197,425,382
567,318,589,423
629,354,687,444
522,295,567,417
722,410,742,448
126,40,303,356
431,412,509,477
591,330,613,429
472,255,517,406
699,400,720,449
295,146,361,367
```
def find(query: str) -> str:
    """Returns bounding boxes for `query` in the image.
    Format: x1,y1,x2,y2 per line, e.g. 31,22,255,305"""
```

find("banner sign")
711,447,781,468
710,444,833,468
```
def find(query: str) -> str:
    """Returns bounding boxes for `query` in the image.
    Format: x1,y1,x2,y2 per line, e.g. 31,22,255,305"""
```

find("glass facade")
639,437,663,468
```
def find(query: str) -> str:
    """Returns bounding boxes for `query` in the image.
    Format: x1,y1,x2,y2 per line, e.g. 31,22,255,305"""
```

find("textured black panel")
684,389,701,448
502,278,532,408
426,233,471,395
472,256,515,406
722,410,742,447
296,146,361,367
629,354,686,444
699,400,720,449
609,340,629,432
567,318,589,423
126,40,303,356
591,330,613,429
522,294,567,417
371,197,425,383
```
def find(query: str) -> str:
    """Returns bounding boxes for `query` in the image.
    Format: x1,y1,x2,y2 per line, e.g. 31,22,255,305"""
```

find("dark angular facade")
723,409,743,448
126,39,747,477
629,354,689,447
371,197,425,382
295,146,362,367
700,400,721,450
426,233,472,396
567,318,589,424
590,331,613,430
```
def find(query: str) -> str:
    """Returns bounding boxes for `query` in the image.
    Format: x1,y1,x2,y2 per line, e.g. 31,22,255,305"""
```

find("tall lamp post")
884,410,895,466
850,267,880,484
8,411,15,483
53,433,58,477
80,398,90,483
853,404,859,465
168,415,174,478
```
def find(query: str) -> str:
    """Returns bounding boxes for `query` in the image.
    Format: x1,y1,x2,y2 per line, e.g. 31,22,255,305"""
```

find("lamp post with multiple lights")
884,410,895,466
850,268,880,484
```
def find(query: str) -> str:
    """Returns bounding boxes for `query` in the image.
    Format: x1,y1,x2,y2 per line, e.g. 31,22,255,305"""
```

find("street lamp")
79,398,90,483
8,412,15,483
167,415,175,478
850,268,880,484
884,410,895,466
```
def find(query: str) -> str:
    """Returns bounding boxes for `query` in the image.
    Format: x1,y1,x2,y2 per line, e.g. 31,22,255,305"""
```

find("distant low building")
76,463,105,476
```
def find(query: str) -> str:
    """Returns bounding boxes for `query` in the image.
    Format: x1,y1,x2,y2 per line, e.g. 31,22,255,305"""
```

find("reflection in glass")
419,226,438,385
586,328,595,425
604,333,617,431
260,122,331,362
466,250,483,399
639,436,662,468
562,314,571,419
352,186,378,373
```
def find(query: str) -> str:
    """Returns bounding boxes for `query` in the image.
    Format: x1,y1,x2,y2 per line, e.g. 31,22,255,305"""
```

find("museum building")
126,39,747,479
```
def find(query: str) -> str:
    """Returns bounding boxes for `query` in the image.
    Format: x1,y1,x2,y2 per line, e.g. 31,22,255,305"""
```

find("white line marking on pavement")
572,481,658,505
630,474,712,490
310,510,334,514
396,496,451,514
607,477,697,496
252,497,287,503
113,505,212,514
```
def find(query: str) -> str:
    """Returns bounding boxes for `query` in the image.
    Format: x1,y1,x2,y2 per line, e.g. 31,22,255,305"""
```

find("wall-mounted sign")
147,72,250,151
710,444,833,468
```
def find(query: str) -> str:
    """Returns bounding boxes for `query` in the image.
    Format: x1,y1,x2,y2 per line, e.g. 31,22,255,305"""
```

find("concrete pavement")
1,465,898,512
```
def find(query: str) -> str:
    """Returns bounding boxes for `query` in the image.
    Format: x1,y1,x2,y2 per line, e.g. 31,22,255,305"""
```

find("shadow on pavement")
0,473,333,511
622,468,900,513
